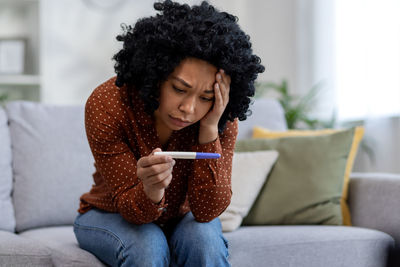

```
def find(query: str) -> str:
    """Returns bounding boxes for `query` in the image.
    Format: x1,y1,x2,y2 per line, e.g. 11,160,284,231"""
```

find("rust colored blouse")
79,77,238,225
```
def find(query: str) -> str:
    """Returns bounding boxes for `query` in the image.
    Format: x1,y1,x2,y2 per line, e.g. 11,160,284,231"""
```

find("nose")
179,96,195,114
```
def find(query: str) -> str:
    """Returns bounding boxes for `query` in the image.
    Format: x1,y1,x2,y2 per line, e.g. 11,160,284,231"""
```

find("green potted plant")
255,79,374,163
254,79,335,129
0,92,8,105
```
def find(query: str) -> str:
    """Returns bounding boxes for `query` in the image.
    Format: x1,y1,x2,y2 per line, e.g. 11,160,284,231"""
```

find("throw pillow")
0,106,15,232
6,101,95,232
237,127,363,226
219,150,279,232
252,126,364,226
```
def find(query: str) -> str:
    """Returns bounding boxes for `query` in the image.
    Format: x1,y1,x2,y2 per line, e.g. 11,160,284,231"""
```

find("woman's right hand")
137,148,175,204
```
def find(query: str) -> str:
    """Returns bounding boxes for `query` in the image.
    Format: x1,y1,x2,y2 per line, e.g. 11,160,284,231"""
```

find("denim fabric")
73,209,230,267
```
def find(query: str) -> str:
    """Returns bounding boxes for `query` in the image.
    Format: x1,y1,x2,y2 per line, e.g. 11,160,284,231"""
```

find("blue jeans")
73,209,230,267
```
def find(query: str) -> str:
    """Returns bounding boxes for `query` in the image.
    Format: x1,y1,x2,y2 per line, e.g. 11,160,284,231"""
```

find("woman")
73,1,264,266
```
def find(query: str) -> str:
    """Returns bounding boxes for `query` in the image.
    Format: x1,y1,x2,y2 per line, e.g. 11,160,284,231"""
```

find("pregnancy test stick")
154,151,221,159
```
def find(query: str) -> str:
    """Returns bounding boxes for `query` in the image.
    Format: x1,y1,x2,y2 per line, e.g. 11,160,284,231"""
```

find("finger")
139,154,173,168
214,80,229,107
219,69,231,85
213,83,224,112
216,71,230,104
145,169,173,187
140,160,175,179
218,81,230,106
143,168,172,187
151,148,162,155
151,173,173,190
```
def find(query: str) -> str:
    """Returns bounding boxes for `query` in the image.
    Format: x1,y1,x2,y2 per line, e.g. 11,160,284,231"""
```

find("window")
335,0,400,120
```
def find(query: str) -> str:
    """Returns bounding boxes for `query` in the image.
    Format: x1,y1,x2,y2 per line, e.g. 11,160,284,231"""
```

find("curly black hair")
113,0,265,132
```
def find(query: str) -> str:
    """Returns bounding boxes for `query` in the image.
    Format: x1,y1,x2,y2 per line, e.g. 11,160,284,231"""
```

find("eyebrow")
172,76,214,94
172,76,192,88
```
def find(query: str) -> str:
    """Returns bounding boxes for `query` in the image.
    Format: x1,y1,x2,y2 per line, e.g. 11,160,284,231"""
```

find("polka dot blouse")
79,77,238,225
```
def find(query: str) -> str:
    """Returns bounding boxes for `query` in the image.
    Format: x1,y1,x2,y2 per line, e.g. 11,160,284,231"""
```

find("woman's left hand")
200,69,231,129
198,69,231,144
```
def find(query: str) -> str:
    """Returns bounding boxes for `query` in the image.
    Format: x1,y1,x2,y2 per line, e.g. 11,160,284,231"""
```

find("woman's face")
154,57,217,133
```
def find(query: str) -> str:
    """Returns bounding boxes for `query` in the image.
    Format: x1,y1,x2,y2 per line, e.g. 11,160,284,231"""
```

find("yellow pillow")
252,126,365,226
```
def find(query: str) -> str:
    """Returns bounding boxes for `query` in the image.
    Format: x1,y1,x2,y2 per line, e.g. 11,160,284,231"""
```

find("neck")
154,111,173,147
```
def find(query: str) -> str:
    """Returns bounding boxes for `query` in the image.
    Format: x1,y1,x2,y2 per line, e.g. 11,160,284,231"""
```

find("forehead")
171,58,217,85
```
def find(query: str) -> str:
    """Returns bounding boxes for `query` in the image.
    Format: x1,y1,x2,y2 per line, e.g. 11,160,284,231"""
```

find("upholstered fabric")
238,128,358,225
220,150,279,232
225,225,394,267
18,225,394,267
0,230,53,266
0,99,398,267
349,172,400,245
237,98,287,140
252,126,365,226
6,101,95,232
0,106,15,232
20,226,105,267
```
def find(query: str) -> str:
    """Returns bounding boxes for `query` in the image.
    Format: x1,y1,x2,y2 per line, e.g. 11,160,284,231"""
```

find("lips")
169,115,191,127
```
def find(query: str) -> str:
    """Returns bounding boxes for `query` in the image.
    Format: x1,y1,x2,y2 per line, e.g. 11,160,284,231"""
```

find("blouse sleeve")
188,119,238,222
84,92,166,224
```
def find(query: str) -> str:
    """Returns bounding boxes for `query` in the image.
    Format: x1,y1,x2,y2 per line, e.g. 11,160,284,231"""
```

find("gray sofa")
0,98,399,267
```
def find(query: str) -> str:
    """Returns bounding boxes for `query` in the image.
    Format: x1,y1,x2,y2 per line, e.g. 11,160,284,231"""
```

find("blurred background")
0,0,399,174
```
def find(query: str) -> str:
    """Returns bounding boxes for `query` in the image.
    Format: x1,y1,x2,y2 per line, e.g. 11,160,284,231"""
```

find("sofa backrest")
5,101,95,233
237,98,287,140
0,106,15,232
3,98,285,232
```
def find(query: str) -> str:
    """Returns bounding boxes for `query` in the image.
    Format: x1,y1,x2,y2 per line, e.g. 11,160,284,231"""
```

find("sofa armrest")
348,172,400,245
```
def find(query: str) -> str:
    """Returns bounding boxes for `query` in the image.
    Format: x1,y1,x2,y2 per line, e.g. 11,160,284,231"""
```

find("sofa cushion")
219,150,279,232
225,225,394,267
0,230,53,266
19,226,105,267
252,126,364,226
238,128,359,226
6,101,95,232
18,225,394,267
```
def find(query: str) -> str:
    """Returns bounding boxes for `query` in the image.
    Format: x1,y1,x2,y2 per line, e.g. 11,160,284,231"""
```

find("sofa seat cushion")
19,225,394,267
224,226,394,267
19,226,105,267
0,230,53,267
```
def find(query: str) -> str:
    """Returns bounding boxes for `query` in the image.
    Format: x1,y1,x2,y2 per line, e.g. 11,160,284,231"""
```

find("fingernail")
217,74,222,80
221,69,225,73
172,160,176,166
215,83,219,89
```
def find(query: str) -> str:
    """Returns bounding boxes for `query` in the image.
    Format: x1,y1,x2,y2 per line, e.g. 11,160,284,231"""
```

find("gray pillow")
6,101,95,232
0,106,15,232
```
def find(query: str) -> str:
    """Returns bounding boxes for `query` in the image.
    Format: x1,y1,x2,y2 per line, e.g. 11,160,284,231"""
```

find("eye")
200,96,214,102
173,86,185,93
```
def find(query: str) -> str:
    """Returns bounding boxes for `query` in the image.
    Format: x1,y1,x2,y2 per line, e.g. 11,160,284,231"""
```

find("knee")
122,244,169,267
122,226,170,267
171,213,228,254
170,214,230,266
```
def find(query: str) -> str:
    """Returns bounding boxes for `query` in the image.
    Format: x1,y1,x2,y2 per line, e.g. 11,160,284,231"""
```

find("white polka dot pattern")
79,77,238,224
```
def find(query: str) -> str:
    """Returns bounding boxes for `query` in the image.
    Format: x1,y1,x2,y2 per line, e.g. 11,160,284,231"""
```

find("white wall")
40,0,302,105
40,0,155,104
34,0,400,174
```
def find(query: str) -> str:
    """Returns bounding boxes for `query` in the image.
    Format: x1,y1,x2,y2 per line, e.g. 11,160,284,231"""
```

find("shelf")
0,74,40,86
0,0,39,4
